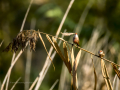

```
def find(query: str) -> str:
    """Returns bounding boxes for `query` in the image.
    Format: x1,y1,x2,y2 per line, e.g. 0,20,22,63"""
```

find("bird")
73,33,79,46
98,50,105,58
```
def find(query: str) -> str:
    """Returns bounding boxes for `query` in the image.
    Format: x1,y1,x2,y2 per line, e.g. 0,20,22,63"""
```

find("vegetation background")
0,0,120,90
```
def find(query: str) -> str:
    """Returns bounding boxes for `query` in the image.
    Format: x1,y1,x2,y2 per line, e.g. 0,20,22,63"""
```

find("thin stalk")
49,79,59,90
20,0,33,32
10,77,21,90
0,40,4,47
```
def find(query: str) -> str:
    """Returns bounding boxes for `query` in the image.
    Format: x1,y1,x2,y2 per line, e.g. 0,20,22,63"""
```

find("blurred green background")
0,0,120,90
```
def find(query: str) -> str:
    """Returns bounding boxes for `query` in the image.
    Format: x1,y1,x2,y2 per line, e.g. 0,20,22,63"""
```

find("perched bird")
73,33,79,46
98,50,105,58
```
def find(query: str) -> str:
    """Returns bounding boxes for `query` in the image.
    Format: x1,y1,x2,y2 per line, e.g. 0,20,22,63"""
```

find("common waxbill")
73,33,79,46
98,50,105,58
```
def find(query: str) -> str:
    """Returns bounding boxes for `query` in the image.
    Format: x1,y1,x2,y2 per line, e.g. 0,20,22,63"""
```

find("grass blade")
75,49,81,68
46,35,58,53
39,33,55,70
49,79,59,90
10,77,21,90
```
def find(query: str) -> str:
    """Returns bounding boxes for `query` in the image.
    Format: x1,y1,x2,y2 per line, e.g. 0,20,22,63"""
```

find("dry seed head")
3,30,39,52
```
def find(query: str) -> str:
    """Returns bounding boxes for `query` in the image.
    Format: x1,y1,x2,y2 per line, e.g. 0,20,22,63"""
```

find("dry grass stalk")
25,18,36,90
29,77,38,90
25,46,32,90
55,0,74,37
101,59,113,90
38,33,55,70
49,79,59,90
91,55,97,90
52,37,66,61
46,35,59,53
61,32,75,36
10,77,21,90
20,0,33,32
5,73,10,90
5,53,16,90
111,63,120,79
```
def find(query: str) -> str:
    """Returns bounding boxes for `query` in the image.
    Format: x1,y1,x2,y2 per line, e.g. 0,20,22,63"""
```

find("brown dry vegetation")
1,0,120,90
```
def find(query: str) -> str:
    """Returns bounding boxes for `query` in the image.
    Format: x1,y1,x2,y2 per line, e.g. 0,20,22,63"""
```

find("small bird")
73,33,79,46
98,50,105,58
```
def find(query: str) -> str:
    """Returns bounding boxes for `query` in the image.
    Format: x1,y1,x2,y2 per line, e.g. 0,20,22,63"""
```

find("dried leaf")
46,35,58,53
52,37,65,61
61,32,75,36
111,63,120,79
63,42,69,63
101,59,113,90
63,42,72,73
72,49,81,90
38,33,55,70
75,49,81,68
58,38,66,42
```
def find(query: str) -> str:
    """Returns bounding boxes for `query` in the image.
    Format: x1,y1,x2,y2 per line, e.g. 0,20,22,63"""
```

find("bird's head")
75,33,77,35
98,50,103,54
